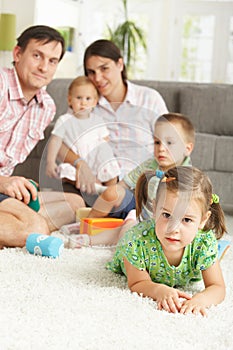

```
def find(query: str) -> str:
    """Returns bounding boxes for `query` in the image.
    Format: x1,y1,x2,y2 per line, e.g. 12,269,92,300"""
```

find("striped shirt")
94,81,168,178
0,67,56,176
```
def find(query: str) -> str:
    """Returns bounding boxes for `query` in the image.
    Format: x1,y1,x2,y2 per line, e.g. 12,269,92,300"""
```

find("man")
0,25,84,248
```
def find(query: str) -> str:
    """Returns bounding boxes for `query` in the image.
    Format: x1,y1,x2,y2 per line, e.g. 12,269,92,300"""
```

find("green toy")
28,180,40,212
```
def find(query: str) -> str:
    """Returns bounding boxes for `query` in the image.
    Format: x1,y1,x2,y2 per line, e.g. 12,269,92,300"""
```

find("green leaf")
105,0,147,73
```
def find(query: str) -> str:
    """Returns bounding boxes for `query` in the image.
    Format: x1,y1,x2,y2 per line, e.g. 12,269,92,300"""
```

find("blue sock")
218,239,231,261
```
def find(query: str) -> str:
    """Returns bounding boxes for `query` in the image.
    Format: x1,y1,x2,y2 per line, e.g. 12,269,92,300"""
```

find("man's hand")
75,161,97,194
0,176,38,204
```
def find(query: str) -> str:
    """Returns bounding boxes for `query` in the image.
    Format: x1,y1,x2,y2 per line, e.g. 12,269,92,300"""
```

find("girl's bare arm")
124,258,191,313
180,260,226,316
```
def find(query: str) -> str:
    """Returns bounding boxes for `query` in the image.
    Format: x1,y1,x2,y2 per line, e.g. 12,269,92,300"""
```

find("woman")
61,39,168,196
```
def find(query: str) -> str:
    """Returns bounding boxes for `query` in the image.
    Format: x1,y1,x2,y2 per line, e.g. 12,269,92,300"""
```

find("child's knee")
102,185,125,204
64,193,85,211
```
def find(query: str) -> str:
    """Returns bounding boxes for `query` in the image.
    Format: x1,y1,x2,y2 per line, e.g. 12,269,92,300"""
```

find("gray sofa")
13,79,233,213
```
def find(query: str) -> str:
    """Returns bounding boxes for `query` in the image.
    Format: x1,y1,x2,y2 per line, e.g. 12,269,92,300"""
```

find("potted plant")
106,0,147,76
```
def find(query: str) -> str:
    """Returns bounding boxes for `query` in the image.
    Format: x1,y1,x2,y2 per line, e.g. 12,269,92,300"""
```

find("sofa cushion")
47,79,71,119
131,80,182,113
206,171,233,213
191,133,216,171
180,85,233,135
215,136,233,172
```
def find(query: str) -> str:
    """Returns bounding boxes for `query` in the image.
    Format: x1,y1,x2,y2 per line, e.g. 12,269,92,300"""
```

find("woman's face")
85,55,124,100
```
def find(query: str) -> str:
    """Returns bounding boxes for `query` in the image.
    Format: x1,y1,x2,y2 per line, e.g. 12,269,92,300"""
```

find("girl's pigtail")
204,202,227,239
135,171,157,220
135,173,148,219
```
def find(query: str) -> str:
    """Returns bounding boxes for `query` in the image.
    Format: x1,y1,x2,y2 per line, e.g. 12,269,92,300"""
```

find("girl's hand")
156,284,191,313
180,296,208,317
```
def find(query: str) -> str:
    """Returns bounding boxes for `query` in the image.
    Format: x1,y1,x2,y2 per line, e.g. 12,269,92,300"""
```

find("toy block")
80,217,124,235
76,207,92,222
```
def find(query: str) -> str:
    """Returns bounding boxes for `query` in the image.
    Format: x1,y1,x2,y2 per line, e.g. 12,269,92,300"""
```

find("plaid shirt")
0,68,55,176
94,81,168,178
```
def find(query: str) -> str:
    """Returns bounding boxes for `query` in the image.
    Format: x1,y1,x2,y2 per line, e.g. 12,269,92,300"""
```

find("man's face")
13,39,62,100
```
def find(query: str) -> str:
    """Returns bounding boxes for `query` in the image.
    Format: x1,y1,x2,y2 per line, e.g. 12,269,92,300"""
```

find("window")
226,16,233,83
181,15,215,82
177,1,233,83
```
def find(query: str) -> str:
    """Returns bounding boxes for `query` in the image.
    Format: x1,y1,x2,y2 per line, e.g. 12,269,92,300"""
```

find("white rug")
0,239,233,350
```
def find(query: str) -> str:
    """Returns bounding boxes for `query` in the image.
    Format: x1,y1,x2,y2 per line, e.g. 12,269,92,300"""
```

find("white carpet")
0,237,233,350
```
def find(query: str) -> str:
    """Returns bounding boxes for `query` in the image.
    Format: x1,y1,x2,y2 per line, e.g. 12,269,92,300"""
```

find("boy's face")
68,84,98,118
154,121,193,171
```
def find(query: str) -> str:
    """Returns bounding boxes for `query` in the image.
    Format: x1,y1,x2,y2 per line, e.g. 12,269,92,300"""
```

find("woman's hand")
76,160,97,194
156,284,191,313
59,143,97,194
46,161,59,178
0,176,38,204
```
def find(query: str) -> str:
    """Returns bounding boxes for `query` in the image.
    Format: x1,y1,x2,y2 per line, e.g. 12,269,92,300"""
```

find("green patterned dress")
106,219,218,287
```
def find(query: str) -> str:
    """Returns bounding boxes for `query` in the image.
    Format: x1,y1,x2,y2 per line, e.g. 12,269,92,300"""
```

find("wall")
0,0,35,67
1,0,232,82
34,0,81,77
0,0,81,76
0,0,160,77
0,0,35,35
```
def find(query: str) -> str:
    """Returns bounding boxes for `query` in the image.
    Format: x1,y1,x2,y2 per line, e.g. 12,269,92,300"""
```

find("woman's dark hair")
16,25,65,61
83,39,127,82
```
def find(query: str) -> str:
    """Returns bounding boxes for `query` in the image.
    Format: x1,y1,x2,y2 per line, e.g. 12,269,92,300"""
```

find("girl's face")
68,84,98,119
85,55,124,100
154,190,210,261
154,121,193,171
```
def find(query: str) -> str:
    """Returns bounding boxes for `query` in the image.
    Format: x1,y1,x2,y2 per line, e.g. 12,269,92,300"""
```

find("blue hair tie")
155,170,164,179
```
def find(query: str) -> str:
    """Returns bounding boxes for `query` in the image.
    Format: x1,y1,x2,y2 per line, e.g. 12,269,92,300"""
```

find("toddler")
46,76,120,187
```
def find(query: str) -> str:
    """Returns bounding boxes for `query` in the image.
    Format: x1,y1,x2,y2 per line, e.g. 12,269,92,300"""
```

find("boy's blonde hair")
155,113,195,145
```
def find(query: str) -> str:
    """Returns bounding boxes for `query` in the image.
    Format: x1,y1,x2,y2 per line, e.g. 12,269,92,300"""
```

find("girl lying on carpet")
106,166,226,316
